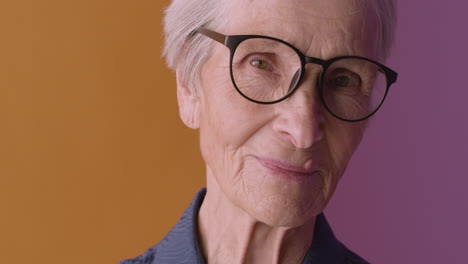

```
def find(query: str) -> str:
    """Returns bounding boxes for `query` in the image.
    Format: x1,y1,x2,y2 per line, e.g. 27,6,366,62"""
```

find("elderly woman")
121,0,397,263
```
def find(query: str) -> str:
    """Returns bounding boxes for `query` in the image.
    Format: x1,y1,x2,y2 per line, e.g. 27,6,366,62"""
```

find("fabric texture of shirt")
119,188,369,264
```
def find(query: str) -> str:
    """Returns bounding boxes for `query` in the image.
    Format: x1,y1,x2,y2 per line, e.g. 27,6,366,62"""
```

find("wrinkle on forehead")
225,0,378,59
231,0,365,22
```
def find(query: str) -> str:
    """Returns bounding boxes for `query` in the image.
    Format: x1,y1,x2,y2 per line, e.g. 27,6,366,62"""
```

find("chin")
230,163,330,227
241,189,326,228
255,205,321,228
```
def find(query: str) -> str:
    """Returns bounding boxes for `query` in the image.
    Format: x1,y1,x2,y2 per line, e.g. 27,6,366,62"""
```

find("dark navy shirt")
120,188,368,264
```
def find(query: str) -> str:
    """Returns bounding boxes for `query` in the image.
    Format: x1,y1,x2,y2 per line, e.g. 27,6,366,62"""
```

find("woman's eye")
332,76,351,87
327,70,361,90
250,59,271,70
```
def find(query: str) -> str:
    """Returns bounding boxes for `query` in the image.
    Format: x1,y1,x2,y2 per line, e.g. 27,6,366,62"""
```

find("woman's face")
180,0,379,227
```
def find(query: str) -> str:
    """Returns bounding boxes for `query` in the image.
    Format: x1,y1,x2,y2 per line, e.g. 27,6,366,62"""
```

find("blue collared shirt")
120,188,368,264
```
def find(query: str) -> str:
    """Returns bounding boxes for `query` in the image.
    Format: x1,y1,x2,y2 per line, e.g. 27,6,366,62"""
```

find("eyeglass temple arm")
194,27,227,45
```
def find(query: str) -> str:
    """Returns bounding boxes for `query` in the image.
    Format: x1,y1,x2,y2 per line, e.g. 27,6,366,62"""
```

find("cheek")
198,67,273,176
199,86,253,154
316,119,365,207
325,119,366,176
200,62,274,146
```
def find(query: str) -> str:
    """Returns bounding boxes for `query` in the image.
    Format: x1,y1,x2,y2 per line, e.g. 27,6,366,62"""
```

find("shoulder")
118,188,207,264
340,242,370,264
118,246,158,264
305,213,370,264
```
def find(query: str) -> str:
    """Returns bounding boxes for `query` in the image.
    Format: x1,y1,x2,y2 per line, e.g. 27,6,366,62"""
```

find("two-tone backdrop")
1,0,466,263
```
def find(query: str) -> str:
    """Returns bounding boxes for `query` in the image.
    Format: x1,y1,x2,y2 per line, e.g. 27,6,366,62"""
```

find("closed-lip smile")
254,156,317,178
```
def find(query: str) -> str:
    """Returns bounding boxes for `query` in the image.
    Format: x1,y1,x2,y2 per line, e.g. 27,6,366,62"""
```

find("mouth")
254,156,318,180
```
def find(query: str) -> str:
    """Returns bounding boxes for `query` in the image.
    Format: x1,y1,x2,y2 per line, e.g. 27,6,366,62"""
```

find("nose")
272,67,325,149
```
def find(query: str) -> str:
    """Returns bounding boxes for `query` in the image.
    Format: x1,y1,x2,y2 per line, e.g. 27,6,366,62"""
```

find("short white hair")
162,0,396,91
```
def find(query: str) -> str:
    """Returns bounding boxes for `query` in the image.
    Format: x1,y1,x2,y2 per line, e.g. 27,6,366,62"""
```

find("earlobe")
176,71,201,129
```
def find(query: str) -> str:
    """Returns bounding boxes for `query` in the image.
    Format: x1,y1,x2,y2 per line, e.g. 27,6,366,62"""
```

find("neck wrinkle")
198,167,316,264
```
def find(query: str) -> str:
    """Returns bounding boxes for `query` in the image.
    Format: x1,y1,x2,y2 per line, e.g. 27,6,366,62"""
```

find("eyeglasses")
193,27,398,122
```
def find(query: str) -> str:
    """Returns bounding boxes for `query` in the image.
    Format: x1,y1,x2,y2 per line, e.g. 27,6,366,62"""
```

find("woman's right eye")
250,59,271,70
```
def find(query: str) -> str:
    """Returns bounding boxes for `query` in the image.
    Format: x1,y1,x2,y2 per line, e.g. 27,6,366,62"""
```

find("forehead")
223,0,379,59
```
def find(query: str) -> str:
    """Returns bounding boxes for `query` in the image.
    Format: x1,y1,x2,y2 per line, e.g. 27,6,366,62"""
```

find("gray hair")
162,0,396,91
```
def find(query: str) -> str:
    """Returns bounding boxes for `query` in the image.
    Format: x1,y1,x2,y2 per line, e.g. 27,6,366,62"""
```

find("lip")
254,156,317,179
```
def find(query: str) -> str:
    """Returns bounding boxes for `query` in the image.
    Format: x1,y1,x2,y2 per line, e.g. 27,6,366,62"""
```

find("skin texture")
176,0,379,263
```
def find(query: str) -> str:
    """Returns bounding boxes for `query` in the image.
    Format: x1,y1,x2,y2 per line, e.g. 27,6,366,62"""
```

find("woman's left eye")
333,76,352,87
327,70,361,90
250,59,271,70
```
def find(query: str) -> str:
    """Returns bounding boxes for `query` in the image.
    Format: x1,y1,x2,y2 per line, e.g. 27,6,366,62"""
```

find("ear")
176,70,201,129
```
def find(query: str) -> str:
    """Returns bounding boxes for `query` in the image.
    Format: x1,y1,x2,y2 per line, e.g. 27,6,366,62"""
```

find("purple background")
325,1,468,263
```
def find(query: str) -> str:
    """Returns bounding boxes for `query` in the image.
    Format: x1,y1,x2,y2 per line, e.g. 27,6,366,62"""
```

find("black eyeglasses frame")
193,27,398,122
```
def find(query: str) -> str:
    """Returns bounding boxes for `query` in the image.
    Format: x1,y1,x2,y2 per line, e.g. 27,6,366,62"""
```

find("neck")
197,170,316,264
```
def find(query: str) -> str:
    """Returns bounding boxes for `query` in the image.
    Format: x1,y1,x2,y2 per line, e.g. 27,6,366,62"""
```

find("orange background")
0,1,206,263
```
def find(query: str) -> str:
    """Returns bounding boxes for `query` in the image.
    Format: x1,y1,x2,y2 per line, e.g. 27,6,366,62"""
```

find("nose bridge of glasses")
305,56,325,65
302,56,326,80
